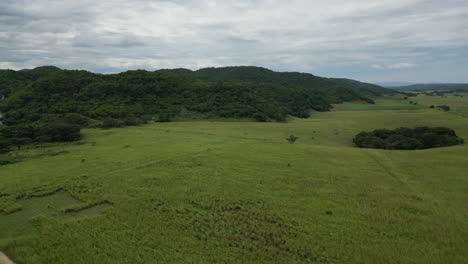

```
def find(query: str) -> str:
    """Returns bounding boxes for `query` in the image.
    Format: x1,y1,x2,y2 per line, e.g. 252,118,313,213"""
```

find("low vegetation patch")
353,127,464,150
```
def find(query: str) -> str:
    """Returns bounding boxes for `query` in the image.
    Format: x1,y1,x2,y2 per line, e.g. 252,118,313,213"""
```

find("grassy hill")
0,97,467,263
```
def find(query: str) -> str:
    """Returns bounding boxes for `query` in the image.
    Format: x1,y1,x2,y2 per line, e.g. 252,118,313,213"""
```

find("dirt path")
0,252,14,264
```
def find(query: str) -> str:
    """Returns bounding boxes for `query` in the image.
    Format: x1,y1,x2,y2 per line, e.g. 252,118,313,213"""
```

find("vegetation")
436,105,450,111
159,66,395,103
0,66,60,96
286,134,298,144
0,66,395,147
394,83,468,92
333,99,424,111
0,118,81,152
1,97,467,263
407,93,468,118
353,127,464,150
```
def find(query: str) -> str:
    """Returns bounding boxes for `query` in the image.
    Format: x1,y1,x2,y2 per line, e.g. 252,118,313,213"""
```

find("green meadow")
333,98,425,111
409,93,468,117
1,98,467,263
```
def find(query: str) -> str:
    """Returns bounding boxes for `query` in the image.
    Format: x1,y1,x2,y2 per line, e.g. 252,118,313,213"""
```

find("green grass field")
1,99,467,263
409,93,468,118
333,99,425,111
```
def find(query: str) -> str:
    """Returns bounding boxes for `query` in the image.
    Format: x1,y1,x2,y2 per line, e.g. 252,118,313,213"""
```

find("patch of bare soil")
0,251,14,264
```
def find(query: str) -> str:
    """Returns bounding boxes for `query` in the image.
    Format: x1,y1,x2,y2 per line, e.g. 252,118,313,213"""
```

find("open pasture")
0,100,467,263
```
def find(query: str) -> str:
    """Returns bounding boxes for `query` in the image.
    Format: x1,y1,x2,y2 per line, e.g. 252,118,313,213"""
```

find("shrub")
37,122,81,142
156,113,172,123
0,155,14,165
101,118,125,128
294,110,311,118
287,135,298,144
0,137,13,152
124,117,143,126
437,105,450,111
353,127,463,150
252,112,269,122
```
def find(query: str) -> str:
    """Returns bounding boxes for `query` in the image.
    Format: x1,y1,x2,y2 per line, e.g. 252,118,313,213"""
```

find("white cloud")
0,0,467,82
372,63,417,69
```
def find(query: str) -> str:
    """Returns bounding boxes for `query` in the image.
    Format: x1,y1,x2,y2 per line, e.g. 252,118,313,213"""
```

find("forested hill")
328,78,393,96
158,66,396,99
0,66,61,96
0,66,395,127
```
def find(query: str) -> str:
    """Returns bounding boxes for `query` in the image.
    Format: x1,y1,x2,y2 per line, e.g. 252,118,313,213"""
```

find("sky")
1,0,467,83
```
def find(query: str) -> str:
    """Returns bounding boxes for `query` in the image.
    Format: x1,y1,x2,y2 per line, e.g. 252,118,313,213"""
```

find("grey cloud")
0,0,467,82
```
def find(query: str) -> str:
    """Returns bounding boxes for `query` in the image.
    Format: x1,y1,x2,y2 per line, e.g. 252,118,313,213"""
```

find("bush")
156,113,172,123
0,155,14,165
37,122,81,142
252,112,269,122
0,137,13,152
353,127,463,150
101,118,126,128
287,135,298,144
0,119,82,151
437,105,450,111
124,117,143,126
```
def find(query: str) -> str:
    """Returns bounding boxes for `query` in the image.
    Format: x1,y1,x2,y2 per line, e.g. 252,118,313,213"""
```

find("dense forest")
353,127,464,150
0,66,395,151
0,66,61,96
158,66,395,101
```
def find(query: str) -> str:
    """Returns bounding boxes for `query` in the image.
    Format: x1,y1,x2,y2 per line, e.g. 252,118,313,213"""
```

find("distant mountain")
376,82,417,87
393,83,468,92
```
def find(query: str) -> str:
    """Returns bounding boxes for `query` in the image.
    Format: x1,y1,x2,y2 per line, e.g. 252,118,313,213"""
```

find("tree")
353,127,463,150
287,135,298,144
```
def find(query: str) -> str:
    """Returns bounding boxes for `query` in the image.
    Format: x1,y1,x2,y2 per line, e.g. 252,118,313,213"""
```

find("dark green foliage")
328,78,395,97
0,155,14,165
0,66,393,126
0,66,395,149
101,118,126,129
156,113,172,123
0,119,81,150
353,127,464,150
0,68,338,125
437,105,450,111
429,105,435,108
124,117,143,126
159,66,393,104
252,112,269,122
286,135,298,144
0,66,61,96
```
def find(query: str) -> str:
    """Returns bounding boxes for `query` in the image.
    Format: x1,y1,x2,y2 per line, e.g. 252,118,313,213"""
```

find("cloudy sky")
1,0,467,83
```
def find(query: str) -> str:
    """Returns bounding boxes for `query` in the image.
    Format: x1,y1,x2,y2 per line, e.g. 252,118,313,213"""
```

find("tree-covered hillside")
0,66,61,96
329,78,394,96
0,69,335,127
158,66,396,102
0,66,396,127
